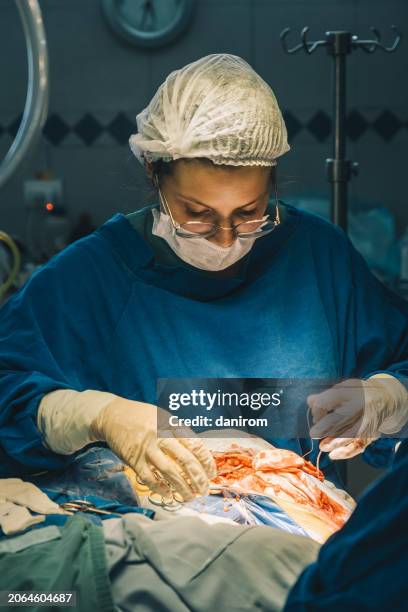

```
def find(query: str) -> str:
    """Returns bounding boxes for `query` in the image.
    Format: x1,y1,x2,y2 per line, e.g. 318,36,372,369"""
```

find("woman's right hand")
90,397,216,501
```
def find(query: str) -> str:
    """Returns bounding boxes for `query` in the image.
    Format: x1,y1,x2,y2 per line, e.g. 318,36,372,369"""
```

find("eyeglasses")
157,184,281,239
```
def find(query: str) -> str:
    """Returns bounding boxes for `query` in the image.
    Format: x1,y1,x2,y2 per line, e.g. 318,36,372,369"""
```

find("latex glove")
308,374,408,459
0,479,66,515
38,389,216,499
90,397,216,501
0,498,45,535
38,389,118,454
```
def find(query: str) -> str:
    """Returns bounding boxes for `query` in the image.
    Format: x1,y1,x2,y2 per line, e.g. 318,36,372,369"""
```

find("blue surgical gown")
284,439,408,611
0,202,407,478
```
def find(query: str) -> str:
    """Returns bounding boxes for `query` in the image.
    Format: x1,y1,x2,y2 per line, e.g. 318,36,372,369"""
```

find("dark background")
1,0,407,240
1,0,406,494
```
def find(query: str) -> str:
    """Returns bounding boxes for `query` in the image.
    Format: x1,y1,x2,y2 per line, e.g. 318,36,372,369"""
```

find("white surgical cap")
129,53,290,167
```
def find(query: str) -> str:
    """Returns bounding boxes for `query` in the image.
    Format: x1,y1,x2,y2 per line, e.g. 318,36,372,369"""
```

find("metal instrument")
135,472,184,512
147,491,183,512
59,499,121,517
0,1,49,190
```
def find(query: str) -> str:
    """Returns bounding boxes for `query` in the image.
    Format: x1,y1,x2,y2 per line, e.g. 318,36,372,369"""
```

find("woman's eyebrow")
176,192,267,210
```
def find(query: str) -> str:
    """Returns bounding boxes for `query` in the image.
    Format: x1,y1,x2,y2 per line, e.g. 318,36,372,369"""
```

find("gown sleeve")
0,235,131,476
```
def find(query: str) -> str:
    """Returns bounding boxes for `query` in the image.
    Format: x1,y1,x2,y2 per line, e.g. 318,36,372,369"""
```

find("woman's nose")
210,227,235,247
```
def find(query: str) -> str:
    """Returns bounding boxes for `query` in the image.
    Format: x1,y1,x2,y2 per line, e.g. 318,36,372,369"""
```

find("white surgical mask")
151,208,259,271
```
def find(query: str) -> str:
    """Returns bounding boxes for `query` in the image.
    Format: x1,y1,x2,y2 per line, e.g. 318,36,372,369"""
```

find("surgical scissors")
59,499,121,517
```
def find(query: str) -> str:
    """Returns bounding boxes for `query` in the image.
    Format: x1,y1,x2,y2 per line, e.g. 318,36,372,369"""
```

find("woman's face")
151,160,273,247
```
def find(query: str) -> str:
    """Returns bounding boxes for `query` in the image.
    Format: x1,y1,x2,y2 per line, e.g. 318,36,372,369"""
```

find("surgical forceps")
147,491,184,511
134,474,184,511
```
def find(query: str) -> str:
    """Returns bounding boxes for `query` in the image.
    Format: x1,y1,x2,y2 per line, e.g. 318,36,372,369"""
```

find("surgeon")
0,54,407,495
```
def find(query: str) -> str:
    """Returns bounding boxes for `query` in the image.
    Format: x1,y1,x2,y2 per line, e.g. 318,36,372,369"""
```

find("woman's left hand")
307,375,408,459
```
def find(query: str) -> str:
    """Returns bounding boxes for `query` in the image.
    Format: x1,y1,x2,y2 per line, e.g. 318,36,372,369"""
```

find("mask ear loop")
151,172,164,216
274,182,281,227
303,405,323,473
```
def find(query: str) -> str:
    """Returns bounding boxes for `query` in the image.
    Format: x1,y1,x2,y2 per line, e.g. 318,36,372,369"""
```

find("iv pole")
280,26,401,232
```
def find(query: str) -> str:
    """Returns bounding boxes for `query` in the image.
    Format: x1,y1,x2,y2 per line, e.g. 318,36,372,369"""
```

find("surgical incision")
123,443,355,542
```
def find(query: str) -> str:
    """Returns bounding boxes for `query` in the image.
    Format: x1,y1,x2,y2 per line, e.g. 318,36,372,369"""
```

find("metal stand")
280,26,401,231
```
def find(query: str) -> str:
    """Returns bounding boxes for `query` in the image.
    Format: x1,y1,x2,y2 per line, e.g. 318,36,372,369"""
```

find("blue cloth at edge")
0,447,154,539
284,439,408,611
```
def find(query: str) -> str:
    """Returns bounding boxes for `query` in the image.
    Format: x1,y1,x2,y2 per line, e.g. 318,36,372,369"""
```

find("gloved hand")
89,397,216,501
308,374,408,459
38,389,216,500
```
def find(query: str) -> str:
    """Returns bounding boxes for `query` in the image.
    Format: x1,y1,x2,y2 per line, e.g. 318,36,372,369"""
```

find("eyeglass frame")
155,174,281,239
